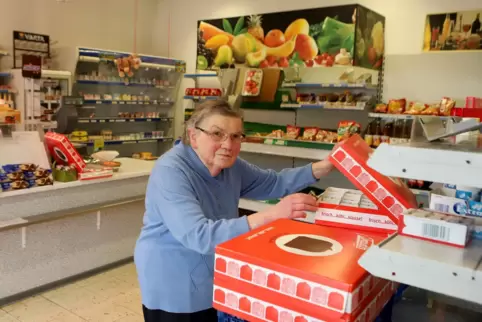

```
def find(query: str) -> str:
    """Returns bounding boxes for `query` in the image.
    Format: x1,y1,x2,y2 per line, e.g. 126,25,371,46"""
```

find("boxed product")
330,134,418,224
399,209,474,248
315,187,397,233
44,132,87,173
430,193,482,218
0,163,53,192
213,219,393,321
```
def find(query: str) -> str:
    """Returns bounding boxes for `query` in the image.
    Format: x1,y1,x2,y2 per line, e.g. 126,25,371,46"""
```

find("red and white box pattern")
399,208,474,248
213,282,398,322
315,188,397,233
329,135,418,225
214,286,323,322
44,132,87,173
215,254,385,314
331,148,404,222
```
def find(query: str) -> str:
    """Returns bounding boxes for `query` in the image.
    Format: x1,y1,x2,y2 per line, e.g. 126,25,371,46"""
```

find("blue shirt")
134,143,317,313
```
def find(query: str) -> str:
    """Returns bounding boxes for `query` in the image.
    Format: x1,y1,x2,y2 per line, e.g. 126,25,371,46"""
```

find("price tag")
143,140,157,143
119,101,125,105
115,119,126,123
78,120,89,124
264,139,273,145
99,120,106,123
146,119,152,122
128,119,135,122
96,101,102,104
93,138,104,152
274,139,287,146
122,141,137,144
161,118,168,122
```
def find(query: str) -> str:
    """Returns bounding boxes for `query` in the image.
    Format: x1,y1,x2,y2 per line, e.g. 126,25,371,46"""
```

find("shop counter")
0,158,155,304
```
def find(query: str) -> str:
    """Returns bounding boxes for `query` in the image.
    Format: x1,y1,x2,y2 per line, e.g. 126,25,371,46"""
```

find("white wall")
160,0,482,72
0,0,161,71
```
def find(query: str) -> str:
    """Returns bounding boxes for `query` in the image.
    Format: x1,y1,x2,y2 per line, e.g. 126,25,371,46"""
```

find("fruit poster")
423,9,482,51
196,4,385,71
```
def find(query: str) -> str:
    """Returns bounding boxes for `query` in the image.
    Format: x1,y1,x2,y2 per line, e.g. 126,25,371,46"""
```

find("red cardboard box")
214,280,398,322
214,219,392,321
330,134,418,224
44,132,87,173
315,188,397,233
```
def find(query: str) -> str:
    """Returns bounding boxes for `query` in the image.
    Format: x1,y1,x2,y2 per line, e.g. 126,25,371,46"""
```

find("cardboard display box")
329,135,418,225
315,187,397,233
214,219,393,321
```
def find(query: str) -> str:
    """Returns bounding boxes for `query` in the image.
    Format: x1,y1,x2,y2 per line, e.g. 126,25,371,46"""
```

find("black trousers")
142,305,218,322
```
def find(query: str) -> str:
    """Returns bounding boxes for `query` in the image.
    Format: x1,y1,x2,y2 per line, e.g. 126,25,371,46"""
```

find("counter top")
0,158,156,222
0,158,156,199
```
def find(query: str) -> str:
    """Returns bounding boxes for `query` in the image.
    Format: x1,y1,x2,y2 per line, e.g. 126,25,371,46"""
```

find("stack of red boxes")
213,135,417,321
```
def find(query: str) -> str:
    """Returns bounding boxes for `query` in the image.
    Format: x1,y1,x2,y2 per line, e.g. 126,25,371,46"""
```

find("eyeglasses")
196,127,246,142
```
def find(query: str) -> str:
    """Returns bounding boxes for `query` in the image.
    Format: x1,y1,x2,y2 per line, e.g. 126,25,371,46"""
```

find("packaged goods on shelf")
398,208,474,248
0,163,53,192
185,88,222,97
373,97,455,117
330,134,418,224
315,187,397,233
242,69,263,97
214,219,396,321
0,104,20,124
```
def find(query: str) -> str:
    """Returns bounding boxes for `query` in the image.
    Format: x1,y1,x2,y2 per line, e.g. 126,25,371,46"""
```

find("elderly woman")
134,99,336,322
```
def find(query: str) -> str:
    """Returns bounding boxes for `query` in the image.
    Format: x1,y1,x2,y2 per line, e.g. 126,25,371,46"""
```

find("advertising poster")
196,5,385,71
423,9,482,51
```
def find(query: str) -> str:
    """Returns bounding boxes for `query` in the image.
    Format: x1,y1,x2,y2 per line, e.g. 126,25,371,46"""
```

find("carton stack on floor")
213,135,419,322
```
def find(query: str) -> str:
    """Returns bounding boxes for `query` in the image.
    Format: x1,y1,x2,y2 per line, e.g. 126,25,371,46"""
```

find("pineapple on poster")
196,4,385,71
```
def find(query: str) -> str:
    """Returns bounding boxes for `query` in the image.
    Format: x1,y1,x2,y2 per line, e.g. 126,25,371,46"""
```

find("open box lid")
44,132,86,173
329,134,418,224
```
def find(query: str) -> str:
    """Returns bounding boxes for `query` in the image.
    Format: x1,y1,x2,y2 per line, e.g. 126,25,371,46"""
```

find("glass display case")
71,47,185,158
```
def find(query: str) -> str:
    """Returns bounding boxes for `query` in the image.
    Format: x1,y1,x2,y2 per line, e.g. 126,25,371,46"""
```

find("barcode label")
434,203,449,213
422,223,449,241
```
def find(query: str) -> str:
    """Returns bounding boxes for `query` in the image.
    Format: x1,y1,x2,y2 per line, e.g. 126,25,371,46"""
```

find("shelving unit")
241,142,332,160
72,47,184,157
359,234,482,305
9,69,70,130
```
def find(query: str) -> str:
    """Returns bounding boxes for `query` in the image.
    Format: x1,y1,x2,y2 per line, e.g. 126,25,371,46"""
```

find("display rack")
235,66,380,210
359,233,482,305
72,47,184,157
9,69,70,130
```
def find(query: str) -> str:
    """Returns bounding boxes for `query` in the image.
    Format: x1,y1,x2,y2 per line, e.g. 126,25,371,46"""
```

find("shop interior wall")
164,0,482,191
0,0,161,72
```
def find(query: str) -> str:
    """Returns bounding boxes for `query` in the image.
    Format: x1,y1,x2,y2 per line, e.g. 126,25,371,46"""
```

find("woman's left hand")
311,141,343,179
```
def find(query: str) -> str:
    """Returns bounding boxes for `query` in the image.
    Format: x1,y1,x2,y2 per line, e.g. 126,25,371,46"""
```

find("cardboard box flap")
329,135,418,223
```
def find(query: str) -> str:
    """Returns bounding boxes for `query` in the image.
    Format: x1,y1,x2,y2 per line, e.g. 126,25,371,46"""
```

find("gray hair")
182,99,243,145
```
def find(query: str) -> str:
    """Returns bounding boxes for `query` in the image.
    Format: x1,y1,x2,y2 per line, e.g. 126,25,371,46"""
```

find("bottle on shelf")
364,120,374,147
382,121,393,144
391,119,403,145
401,119,411,143
372,118,383,148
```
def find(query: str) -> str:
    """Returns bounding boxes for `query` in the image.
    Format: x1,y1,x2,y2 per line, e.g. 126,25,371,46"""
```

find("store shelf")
367,141,482,188
76,80,174,90
0,72,11,77
184,95,220,101
358,234,482,305
241,142,332,160
368,113,460,120
78,117,172,124
75,137,174,146
83,99,173,106
281,102,366,110
0,51,8,56
184,73,217,78
40,100,60,104
282,82,375,89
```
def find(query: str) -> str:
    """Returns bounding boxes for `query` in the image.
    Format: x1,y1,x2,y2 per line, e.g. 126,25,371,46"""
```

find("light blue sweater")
134,143,317,313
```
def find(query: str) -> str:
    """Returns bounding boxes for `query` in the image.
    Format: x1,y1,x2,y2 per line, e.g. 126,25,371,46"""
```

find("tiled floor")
0,263,142,322
1,263,481,322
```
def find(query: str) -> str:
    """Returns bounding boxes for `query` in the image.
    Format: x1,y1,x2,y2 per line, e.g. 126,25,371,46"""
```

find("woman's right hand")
247,193,318,229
